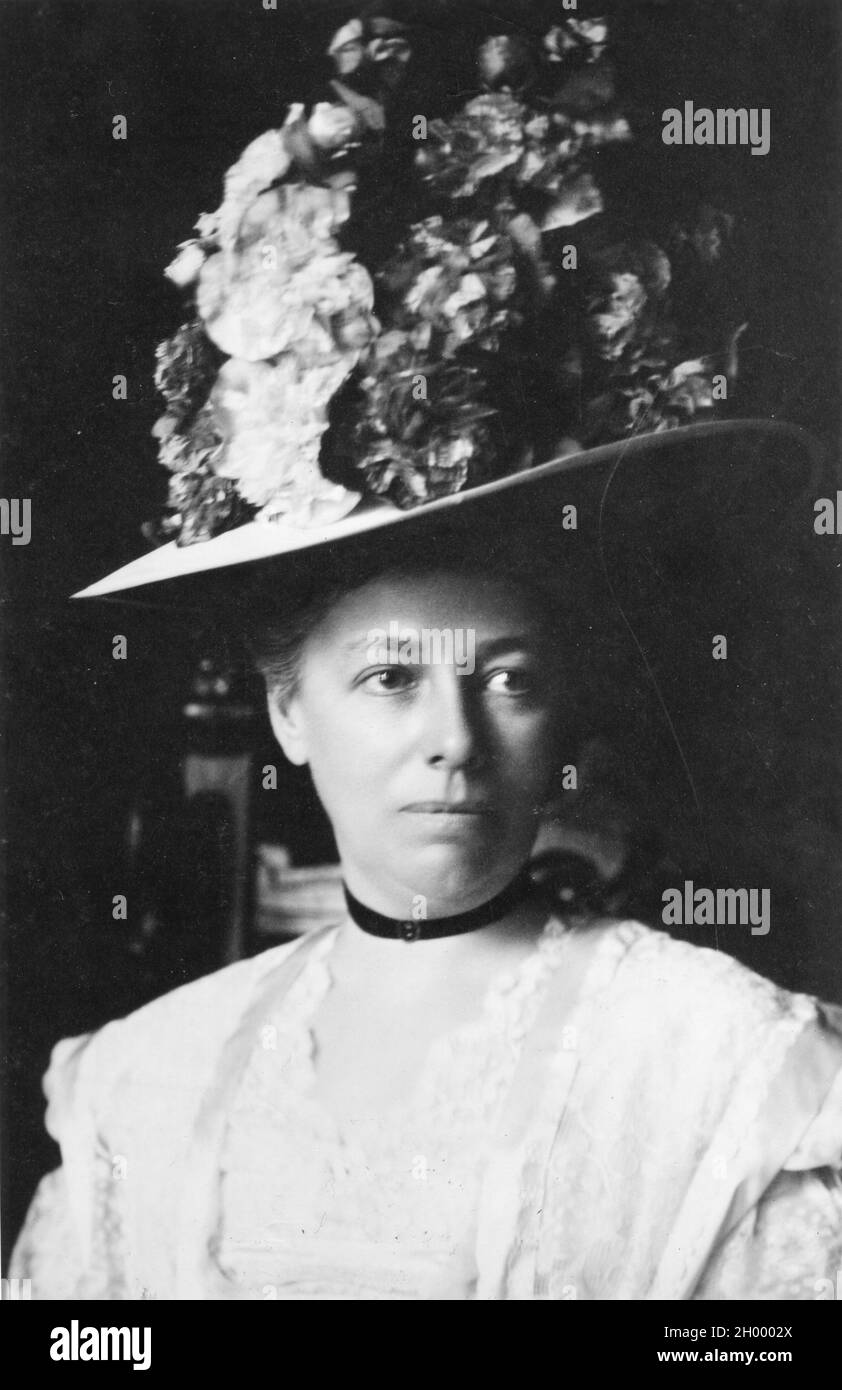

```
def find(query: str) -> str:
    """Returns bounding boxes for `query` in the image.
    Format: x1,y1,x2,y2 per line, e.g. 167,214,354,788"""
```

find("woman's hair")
247,578,346,710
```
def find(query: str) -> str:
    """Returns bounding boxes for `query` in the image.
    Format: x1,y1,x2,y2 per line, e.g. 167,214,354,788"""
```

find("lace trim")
693,1167,842,1300
215,915,573,1291
482,920,648,1298
231,914,571,1151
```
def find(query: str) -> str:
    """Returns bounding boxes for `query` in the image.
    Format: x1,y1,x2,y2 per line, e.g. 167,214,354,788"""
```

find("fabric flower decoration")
327,18,365,76
367,32,412,70
164,240,207,289
196,183,374,362
584,272,649,360
478,34,537,93
148,10,742,547
417,95,527,199
384,216,521,357
583,242,672,361
540,171,604,229
159,470,250,547
418,89,621,239
328,14,412,92
307,103,360,152
348,327,504,510
154,321,219,425
153,401,223,476
661,360,716,418
544,18,609,64
215,127,293,252
365,17,413,90
207,356,360,522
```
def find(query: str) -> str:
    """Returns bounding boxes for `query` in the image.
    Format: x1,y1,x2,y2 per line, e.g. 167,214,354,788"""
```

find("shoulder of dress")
41,932,322,1136
114,933,310,1040
563,916,824,1040
542,922,842,1192
123,933,309,1027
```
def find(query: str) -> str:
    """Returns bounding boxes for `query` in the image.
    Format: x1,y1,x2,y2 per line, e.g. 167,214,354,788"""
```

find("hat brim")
73,419,824,605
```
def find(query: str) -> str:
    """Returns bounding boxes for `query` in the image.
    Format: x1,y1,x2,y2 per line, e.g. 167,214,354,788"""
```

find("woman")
11,429,842,1300
11,11,842,1299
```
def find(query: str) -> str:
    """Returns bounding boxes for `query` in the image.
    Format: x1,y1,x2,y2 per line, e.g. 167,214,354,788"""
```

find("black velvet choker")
342,866,534,942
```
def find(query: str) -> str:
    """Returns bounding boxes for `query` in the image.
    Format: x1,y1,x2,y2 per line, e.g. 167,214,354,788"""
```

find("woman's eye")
357,666,416,694
485,668,535,696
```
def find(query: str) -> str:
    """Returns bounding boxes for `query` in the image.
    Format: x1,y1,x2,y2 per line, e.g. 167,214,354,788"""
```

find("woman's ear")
265,688,310,767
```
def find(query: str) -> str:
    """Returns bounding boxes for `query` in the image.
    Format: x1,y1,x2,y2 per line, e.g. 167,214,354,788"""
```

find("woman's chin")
380,838,521,908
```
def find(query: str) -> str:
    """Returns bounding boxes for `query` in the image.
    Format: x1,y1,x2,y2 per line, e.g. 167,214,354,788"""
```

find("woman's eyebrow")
340,632,539,648
475,635,542,659
336,632,545,663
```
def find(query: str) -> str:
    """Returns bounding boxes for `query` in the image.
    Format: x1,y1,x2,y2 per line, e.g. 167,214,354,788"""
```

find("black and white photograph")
2,0,841,1338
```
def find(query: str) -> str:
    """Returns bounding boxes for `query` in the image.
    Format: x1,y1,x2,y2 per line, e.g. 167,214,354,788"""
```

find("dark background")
2,0,841,1254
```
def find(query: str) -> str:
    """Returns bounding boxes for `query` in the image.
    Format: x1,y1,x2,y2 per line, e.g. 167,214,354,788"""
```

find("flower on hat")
154,320,220,426
582,240,672,360
477,34,537,94
327,13,413,96
327,18,365,75
196,182,373,362
417,95,527,199
417,89,627,232
148,14,745,547
545,18,609,65
307,102,360,153
214,127,294,250
585,270,649,362
350,337,500,509
164,240,207,290
389,216,520,355
208,356,360,522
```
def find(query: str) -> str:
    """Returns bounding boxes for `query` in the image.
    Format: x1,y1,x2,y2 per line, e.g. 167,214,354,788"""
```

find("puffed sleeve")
9,1033,121,1300
10,1167,87,1299
694,1043,842,1300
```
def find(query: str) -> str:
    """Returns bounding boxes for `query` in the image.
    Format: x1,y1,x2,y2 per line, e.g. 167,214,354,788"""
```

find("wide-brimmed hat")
74,418,823,615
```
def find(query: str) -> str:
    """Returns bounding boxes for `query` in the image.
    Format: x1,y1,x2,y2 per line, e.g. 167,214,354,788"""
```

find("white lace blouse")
214,922,570,1299
11,917,842,1300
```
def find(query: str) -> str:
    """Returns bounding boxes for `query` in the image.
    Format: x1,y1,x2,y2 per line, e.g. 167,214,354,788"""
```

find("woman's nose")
421,669,485,770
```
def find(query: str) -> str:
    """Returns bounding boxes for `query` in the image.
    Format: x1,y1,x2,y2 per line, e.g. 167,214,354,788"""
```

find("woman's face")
267,567,563,916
